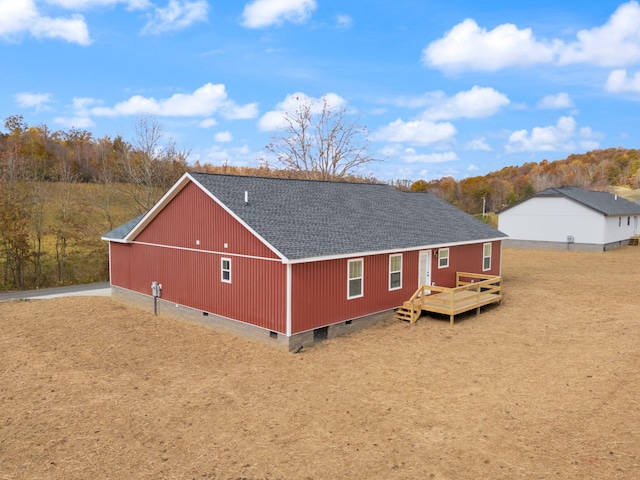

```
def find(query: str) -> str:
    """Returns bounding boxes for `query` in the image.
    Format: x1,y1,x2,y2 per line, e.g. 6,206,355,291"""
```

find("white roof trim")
118,173,286,261
282,236,507,264
183,174,288,262
108,172,505,265
100,236,129,243
122,173,193,243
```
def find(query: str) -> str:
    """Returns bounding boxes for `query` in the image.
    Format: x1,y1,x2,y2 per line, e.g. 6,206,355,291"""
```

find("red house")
103,173,506,350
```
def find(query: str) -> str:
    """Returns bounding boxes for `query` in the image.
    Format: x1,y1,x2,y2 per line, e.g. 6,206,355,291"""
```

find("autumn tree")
0,192,32,289
265,96,378,180
115,115,189,214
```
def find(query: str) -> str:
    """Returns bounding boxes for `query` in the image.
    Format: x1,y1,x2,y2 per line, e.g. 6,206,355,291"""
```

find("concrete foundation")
502,239,629,252
111,286,394,352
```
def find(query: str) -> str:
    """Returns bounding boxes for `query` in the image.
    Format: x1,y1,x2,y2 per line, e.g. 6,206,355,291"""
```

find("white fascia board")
286,264,292,337
188,174,289,263
283,236,507,265
101,237,130,243
122,172,193,243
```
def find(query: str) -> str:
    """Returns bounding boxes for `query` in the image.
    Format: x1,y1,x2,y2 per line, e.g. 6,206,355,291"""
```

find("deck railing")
404,272,502,324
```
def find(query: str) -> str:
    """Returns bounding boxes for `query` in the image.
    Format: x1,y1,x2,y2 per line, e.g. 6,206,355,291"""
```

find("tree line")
410,148,640,214
2,109,639,291
0,105,377,291
0,115,189,291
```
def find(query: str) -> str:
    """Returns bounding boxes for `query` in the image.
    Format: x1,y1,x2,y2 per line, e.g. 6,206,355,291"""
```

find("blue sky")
2,0,640,182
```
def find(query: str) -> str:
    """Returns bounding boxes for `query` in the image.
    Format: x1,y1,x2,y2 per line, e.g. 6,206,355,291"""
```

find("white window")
483,243,492,271
438,248,449,269
347,258,364,299
221,258,231,283
389,254,402,291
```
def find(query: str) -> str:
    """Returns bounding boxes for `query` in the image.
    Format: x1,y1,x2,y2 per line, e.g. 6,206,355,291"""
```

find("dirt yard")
1,248,639,479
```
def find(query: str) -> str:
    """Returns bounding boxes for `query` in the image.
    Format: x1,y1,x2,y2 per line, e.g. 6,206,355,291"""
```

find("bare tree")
265,96,378,180
116,115,189,213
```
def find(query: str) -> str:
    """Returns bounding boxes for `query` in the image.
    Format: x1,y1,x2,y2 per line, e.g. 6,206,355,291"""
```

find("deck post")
450,314,454,325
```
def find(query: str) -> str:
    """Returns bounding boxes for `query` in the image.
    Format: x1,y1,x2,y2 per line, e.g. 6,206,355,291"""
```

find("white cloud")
401,151,459,164
465,137,492,151
336,14,352,29
558,1,640,67
44,0,150,10
32,14,91,44
0,0,91,45
242,0,316,28
199,118,217,128
72,96,100,112
15,92,53,110
54,115,96,128
202,144,255,165
537,92,574,109
372,119,457,145
259,110,290,131
423,1,640,72
141,0,208,35
88,83,258,118
214,131,233,142
420,86,510,121
505,116,599,153
423,18,557,72
258,92,347,131
223,102,260,120
605,69,640,93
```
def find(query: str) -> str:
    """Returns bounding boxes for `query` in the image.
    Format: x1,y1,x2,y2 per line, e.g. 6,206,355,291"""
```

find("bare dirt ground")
1,248,639,479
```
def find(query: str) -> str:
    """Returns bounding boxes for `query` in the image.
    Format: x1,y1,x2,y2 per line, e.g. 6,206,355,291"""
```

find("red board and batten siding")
108,178,502,336
109,181,287,333
431,240,502,287
289,241,501,334
290,252,418,333
135,182,279,260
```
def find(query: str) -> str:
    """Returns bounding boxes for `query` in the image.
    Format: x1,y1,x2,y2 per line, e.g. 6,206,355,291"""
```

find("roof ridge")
188,171,387,187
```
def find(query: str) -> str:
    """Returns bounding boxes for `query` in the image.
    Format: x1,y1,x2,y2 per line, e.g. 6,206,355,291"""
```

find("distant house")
498,186,640,251
102,173,506,351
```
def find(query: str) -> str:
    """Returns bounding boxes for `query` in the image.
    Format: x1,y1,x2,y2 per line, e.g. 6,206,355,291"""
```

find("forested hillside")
0,115,189,291
410,148,640,214
1,114,639,291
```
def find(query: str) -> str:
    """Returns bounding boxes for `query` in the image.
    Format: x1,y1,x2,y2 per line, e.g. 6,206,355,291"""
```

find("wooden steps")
394,301,421,323
394,272,503,325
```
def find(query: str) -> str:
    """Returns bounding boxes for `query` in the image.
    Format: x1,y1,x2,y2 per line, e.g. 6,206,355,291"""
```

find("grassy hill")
0,181,141,291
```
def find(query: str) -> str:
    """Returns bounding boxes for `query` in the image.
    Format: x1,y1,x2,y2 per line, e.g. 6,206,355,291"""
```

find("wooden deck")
395,272,502,325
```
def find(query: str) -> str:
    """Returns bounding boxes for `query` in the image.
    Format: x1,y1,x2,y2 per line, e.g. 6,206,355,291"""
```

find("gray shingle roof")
535,186,640,216
189,173,505,260
102,213,145,240
103,173,506,260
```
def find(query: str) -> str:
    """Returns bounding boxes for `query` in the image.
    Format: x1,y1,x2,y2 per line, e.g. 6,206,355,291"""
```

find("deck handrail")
397,272,502,324
409,273,502,307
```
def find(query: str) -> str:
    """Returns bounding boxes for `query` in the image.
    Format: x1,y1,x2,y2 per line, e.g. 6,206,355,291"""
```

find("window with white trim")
438,248,449,269
389,254,402,290
483,243,492,271
221,258,231,283
347,258,364,299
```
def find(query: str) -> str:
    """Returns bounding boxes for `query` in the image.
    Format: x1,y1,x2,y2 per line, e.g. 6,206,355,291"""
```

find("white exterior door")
418,250,431,294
